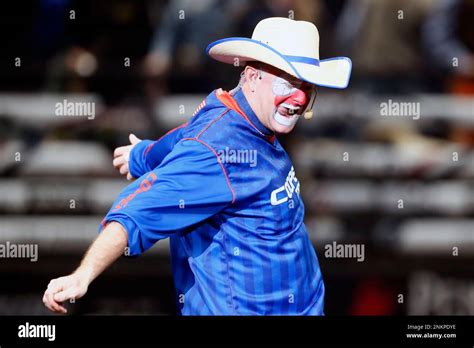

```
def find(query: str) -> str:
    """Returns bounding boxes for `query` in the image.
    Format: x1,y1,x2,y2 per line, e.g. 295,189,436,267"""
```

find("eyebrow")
283,75,300,84
287,78,313,90
284,76,306,87
276,71,313,89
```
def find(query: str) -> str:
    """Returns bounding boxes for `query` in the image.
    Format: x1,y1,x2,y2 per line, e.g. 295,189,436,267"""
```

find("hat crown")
251,17,320,60
206,16,351,88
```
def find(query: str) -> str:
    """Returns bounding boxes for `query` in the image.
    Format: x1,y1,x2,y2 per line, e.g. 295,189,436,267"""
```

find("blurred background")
0,0,473,315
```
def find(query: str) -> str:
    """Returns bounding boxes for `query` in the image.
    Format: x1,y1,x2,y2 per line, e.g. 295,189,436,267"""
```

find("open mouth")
277,103,301,117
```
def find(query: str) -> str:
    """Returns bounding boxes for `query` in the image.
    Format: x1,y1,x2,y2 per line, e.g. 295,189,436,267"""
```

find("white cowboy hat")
206,17,352,89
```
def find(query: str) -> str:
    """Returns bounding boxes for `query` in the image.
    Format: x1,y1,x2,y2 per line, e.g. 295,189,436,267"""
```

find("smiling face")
242,63,316,134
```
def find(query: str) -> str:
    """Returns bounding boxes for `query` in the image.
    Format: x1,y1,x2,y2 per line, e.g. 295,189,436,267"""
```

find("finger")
44,289,64,313
50,299,67,314
126,172,134,181
51,301,67,314
119,164,129,175
46,280,63,298
54,286,78,304
113,156,126,168
44,283,66,313
42,292,56,313
53,290,70,303
129,133,141,145
114,145,129,158
58,305,68,314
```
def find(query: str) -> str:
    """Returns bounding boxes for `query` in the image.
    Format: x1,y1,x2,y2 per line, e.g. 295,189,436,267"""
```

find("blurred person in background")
0,0,71,91
45,0,154,104
335,0,436,93
234,0,348,53
142,0,331,97
235,0,322,37
422,0,474,95
142,0,241,96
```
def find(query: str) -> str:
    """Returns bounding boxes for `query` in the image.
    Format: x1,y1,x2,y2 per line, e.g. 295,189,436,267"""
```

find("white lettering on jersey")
270,166,300,206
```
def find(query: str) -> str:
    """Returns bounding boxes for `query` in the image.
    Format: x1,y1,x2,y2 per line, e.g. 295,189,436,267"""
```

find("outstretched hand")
113,134,141,181
42,272,90,314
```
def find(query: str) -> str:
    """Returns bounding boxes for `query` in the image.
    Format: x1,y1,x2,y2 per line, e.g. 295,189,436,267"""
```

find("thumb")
129,133,141,145
53,287,77,303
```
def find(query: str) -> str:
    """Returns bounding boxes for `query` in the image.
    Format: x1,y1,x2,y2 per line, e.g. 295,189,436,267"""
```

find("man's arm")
42,222,127,314
105,139,235,256
44,139,234,314
113,124,187,180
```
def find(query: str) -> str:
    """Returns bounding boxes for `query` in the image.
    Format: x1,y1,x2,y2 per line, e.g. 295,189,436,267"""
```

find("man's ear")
244,65,257,80
245,65,261,92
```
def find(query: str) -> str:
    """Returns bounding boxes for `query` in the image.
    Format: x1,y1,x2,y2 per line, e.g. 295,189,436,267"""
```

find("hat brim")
206,38,352,89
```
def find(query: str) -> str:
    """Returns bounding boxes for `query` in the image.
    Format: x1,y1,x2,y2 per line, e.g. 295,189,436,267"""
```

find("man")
43,17,351,315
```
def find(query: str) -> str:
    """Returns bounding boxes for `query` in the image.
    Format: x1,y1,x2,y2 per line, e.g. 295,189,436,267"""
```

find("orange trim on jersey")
216,89,247,116
215,89,275,144
100,218,107,230
182,137,236,204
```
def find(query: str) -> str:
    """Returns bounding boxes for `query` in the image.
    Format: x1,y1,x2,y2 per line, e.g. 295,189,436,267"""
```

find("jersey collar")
215,88,274,139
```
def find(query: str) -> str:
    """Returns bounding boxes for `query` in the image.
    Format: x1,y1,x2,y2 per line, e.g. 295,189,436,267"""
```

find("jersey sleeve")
101,138,235,256
128,124,186,178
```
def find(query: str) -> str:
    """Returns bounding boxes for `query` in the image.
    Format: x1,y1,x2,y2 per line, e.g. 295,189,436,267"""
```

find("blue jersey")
100,88,325,315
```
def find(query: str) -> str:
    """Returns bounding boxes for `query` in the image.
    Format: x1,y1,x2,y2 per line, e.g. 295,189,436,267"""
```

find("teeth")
281,103,300,111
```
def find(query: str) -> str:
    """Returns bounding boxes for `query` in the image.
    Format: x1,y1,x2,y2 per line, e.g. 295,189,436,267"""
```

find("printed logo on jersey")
113,172,157,211
270,166,300,206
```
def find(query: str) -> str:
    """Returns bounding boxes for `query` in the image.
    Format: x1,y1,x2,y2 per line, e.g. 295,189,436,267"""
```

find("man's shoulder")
182,106,247,147
183,105,227,136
